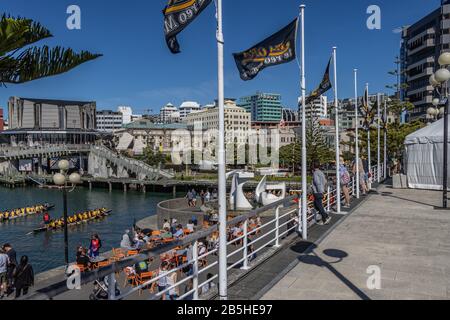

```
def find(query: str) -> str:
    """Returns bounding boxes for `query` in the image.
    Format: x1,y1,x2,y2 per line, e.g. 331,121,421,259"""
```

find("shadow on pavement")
297,248,371,301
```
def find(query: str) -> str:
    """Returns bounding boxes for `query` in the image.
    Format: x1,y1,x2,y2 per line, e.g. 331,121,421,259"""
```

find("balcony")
407,85,434,97
408,39,436,56
407,56,435,71
407,67,434,81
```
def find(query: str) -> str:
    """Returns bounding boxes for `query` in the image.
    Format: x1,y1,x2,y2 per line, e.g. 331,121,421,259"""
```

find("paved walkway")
262,185,450,300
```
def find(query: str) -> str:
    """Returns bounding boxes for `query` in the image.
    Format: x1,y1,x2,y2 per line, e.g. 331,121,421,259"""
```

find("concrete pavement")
262,185,450,300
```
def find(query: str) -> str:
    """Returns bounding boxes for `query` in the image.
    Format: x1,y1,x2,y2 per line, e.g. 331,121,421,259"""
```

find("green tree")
305,117,334,168
280,117,334,171
0,15,101,85
139,147,168,167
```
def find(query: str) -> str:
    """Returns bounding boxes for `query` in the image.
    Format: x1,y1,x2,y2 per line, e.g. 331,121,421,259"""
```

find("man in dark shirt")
76,249,91,270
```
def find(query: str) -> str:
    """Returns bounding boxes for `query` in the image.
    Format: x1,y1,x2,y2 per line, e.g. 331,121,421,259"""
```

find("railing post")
107,273,116,300
327,186,331,212
241,219,249,270
193,240,199,300
274,207,280,248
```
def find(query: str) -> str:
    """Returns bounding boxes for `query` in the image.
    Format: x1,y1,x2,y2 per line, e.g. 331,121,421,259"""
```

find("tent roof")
405,117,450,145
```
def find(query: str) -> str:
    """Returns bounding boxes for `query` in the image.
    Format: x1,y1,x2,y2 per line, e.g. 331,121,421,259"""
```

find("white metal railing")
114,201,300,301
26,164,387,301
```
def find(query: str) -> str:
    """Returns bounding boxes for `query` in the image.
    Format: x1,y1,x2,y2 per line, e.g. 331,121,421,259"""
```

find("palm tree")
0,15,101,85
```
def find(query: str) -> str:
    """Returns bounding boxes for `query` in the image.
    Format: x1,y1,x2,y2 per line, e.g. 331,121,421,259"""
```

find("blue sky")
0,0,442,115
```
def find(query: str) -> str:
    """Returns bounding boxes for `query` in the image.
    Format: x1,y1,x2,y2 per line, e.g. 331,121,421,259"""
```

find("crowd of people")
310,156,374,226
186,188,217,207
0,243,34,299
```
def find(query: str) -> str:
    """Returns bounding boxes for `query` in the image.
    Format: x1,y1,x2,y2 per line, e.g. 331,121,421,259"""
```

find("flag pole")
377,93,381,183
333,46,341,213
216,0,228,301
366,83,371,185
300,4,308,240
384,97,388,179
354,69,360,199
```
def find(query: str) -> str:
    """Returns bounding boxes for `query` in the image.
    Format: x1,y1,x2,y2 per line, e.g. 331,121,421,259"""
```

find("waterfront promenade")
262,185,450,300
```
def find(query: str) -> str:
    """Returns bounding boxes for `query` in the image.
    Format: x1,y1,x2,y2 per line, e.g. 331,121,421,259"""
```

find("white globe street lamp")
439,52,450,66
433,98,441,106
69,172,81,185
430,74,440,87
434,68,450,83
53,173,66,186
58,160,70,172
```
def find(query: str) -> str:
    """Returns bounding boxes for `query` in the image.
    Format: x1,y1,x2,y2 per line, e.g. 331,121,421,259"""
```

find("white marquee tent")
405,117,450,190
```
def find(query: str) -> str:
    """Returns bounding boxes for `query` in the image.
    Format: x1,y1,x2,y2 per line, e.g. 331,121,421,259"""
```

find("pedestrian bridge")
0,144,175,181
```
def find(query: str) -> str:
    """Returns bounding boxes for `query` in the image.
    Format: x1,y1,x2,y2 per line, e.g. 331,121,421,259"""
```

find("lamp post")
429,51,450,209
52,160,81,268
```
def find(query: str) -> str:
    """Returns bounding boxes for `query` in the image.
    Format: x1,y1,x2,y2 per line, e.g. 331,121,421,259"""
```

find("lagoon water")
0,186,171,273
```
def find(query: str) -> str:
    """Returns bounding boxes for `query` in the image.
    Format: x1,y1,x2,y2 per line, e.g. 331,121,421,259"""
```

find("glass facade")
238,92,282,122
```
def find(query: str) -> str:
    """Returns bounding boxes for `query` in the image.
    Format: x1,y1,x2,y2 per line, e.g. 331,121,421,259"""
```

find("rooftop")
11,97,95,106
123,119,188,130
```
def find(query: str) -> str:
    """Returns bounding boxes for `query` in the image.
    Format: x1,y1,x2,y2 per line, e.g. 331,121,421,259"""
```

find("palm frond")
0,46,102,84
0,15,52,56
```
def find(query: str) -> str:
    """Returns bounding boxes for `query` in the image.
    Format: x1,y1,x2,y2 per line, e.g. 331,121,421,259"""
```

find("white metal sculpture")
255,175,286,206
227,170,254,211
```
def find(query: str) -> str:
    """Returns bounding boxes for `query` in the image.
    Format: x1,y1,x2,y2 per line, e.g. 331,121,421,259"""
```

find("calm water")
0,186,171,273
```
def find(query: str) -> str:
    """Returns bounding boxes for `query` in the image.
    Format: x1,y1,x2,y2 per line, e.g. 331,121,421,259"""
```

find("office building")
299,95,328,122
96,110,124,132
2,97,98,145
179,101,201,120
117,106,133,125
238,92,282,122
183,100,251,143
160,103,178,123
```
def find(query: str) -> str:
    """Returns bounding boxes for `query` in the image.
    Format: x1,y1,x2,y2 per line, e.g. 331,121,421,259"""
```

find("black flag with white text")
163,0,213,54
233,19,298,81
305,58,332,105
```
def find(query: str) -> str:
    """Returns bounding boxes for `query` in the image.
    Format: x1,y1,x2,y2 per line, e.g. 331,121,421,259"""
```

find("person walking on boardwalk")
312,161,331,225
339,157,351,208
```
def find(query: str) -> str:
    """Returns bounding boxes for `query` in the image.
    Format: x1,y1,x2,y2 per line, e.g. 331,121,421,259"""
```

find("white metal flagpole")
377,93,381,183
216,0,227,301
384,97,387,179
300,4,307,239
354,69,360,199
333,47,341,213
366,83,371,183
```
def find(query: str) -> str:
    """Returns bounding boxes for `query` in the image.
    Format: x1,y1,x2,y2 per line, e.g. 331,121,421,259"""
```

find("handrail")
26,164,386,301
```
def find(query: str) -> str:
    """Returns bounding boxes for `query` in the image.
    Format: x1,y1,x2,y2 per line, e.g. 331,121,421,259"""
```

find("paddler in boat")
43,212,51,226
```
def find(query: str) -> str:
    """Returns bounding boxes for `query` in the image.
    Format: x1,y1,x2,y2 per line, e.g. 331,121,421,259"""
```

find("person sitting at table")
120,230,135,250
174,225,185,239
186,220,195,233
162,219,170,230
161,228,173,240
135,259,149,275
76,248,91,270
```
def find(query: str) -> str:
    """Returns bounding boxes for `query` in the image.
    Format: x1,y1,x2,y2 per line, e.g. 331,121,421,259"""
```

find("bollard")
274,207,280,248
107,273,116,300
327,186,331,212
241,219,249,270
193,240,199,300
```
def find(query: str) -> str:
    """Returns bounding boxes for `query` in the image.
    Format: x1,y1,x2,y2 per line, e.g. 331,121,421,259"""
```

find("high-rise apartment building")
401,1,450,120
